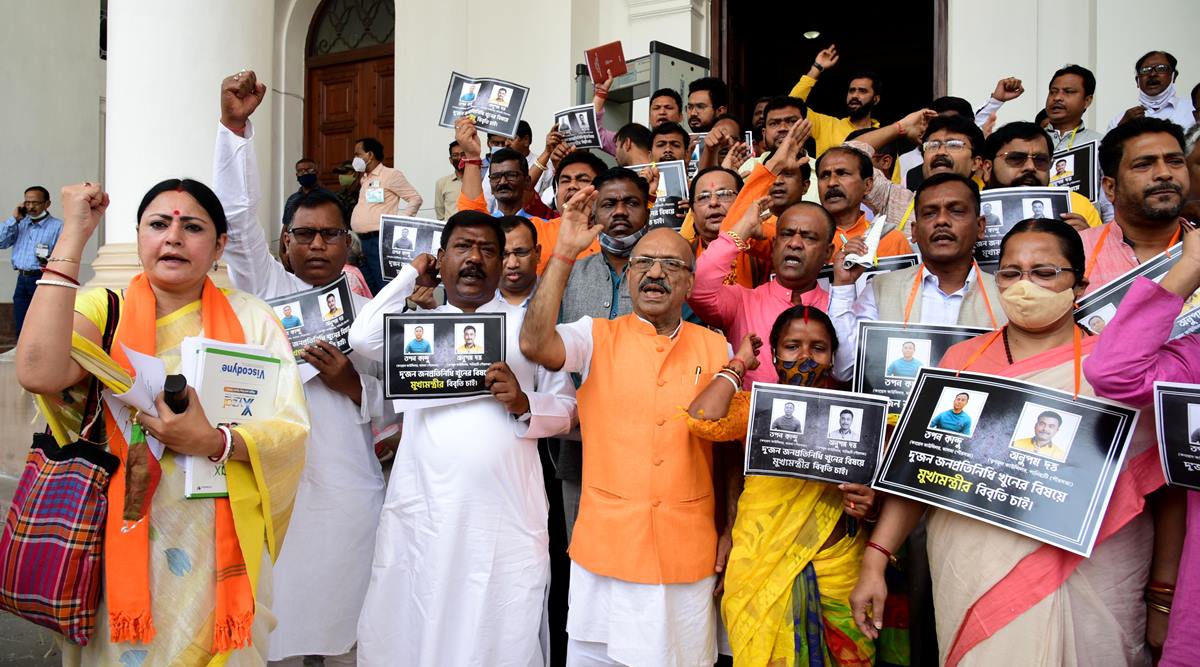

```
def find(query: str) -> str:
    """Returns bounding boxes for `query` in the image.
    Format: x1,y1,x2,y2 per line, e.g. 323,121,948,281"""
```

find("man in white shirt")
213,69,391,667
1108,50,1196,130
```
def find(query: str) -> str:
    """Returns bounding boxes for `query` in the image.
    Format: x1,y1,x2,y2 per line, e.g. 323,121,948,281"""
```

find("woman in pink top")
1084,222,1200,666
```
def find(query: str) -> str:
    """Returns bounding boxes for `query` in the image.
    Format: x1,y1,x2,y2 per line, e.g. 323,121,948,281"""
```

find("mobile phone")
16,206,25,218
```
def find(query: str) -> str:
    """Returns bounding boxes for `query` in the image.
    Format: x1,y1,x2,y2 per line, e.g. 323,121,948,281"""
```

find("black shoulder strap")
79,290,121,442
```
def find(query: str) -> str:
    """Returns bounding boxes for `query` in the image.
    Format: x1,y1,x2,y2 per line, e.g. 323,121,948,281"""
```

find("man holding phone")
1,186,63,337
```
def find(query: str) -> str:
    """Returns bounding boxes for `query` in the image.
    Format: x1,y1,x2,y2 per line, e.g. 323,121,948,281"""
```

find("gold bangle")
1147,583,1176,595
533,159,548,172
1146,600,1172,615
47,256,79,263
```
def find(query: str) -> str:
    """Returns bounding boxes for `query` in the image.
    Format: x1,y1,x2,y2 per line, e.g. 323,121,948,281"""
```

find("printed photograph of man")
1010,404,1080,463
393,226,415,251
403,323,433,355
1189,403,1200,445
1050,155,1074,184
770,399,805,433
982,201,1003,228
323,292,344,321
459,82,481,104
1082,303,1117,334
575,111,591,129
276,303,303,330
490,86,512,108
557,115,572,133
827,406,862,442
456,323,484,354
928,388,987,437
885,339,931,379
1022,197,1052,219
1087,315,1107,333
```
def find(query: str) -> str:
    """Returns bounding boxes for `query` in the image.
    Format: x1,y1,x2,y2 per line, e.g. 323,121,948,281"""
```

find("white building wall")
0,0,106,296
948,0,1199,131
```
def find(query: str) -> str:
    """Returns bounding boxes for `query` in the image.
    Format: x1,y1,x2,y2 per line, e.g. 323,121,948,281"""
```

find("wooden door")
305,45,395,189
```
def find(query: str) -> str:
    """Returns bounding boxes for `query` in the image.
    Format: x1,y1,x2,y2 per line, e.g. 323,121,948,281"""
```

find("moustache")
1012,172,1042,187
931,155,954,169
459,263,486,279
1145,182,1183,197
825,186,846,199
639,276,672,294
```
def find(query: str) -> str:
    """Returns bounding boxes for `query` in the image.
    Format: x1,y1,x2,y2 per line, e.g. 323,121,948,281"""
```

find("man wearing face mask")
1,185,62,337
350,136,423,294
213,70,394,667
984,121,1102,230
520,186,731,667
1109,51,1196,130
333,160,361,220
1081,116,1191,294
690,196,835,387
284,157,335,226
455,117,600,273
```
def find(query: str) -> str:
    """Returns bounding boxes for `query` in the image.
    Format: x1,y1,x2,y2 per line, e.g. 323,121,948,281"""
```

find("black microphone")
163,374,189,414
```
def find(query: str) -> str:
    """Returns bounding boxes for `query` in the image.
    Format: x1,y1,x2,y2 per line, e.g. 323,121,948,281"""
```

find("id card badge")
35,243,50,260
366,180,385,204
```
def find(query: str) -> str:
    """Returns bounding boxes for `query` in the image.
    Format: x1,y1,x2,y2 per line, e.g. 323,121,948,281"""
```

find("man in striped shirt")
1,186,63,336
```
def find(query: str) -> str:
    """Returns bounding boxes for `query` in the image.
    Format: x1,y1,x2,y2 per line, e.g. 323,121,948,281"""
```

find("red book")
585,41,627,84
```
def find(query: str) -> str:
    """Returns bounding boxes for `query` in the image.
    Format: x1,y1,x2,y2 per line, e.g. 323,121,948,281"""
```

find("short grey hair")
1185,122,1200,155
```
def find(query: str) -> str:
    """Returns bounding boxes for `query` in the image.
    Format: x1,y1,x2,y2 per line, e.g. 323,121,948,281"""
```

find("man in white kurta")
212,74,391,666
349,214,577,666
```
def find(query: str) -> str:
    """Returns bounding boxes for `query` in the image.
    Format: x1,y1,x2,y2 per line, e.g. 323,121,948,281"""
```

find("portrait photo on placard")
392,225,417,251
321,290,344,321
826,405,863,443
459,82,481,104
926,387,988,437
1050,155,1075,183
1008,402,1082,463
1083,303,1117,334
1190,403,1200,445
490,86,512,108
1022,197,1053,219
981,200,1004,229
274,301,304,330
455,322,485,355
884,337,932,379
403,323,435,355
770,398,806,434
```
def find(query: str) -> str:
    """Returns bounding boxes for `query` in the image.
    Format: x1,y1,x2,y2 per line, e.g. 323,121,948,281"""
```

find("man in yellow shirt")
1012,410,1069,462
789,44,881,156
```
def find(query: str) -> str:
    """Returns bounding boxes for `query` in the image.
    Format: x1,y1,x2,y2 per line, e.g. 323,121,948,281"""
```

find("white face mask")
352,156,367,173
999,279,1076,330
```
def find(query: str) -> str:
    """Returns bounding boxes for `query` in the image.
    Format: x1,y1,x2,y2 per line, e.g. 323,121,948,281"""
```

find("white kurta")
350,265,577,667
213,122,390,660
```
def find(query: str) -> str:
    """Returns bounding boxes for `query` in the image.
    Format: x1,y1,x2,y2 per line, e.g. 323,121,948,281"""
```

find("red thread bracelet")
552,253,576,266
866,541,897,565
40,267,80,285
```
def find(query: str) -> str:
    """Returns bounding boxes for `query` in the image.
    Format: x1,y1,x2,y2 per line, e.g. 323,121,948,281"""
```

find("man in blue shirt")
929,391,973,434
278,305,302,329
2,186,63,336
405,325,432,354
886,341,925,378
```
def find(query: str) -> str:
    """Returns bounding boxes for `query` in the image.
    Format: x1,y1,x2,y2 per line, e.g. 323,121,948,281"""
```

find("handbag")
0,289,121,645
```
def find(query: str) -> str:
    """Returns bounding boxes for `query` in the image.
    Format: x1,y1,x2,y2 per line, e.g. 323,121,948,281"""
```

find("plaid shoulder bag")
0,289,121,644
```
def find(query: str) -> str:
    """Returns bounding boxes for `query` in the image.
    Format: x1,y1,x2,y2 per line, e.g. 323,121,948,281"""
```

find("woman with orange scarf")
16,181,309,666
850,219,1184,666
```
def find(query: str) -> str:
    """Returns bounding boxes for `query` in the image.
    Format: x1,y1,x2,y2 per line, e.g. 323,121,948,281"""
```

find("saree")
929,333,1161,666
689,393,874,667
47,286,309,667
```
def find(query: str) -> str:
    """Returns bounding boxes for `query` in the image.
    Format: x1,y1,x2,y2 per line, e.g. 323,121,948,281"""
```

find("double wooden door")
305,45,395,188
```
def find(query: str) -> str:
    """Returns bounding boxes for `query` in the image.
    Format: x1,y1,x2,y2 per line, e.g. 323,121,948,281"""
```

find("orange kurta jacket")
571,315,731,584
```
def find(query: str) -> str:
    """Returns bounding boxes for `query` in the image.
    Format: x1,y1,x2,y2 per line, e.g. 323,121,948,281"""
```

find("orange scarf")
103,273,255,652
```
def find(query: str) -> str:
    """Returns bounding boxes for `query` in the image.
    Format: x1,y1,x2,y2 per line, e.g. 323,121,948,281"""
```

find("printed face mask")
774,356,831,387
999,279,1076,330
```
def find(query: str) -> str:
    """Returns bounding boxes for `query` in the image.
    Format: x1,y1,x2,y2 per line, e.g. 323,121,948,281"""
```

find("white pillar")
92,0,275,287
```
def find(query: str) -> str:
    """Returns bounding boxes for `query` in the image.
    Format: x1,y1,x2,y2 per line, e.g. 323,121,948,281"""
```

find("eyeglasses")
995,265,1075,285
694,189,738,204
288,227,350,244
488,170,524,183
629,255,692,274
922,139,968,153
997,151,1052,170
1138,64,1173,76
503,248,533,260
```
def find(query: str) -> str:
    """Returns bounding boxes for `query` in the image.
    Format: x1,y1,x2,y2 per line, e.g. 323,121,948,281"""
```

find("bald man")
522,193,731,666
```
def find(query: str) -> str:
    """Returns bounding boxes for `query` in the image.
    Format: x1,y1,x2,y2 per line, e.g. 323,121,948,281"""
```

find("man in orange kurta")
521,188,732,667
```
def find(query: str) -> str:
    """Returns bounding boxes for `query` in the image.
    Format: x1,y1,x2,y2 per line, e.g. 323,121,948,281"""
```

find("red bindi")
172,209,181,216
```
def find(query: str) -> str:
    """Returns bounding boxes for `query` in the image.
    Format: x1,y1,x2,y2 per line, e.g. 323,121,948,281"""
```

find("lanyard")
897,199,915,232
902,262,998,329
1066,126,1079,149
958,324,1083,398
1084,223,1182,281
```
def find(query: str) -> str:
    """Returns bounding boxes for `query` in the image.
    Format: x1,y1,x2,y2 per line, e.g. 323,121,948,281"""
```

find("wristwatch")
812,62,825,74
